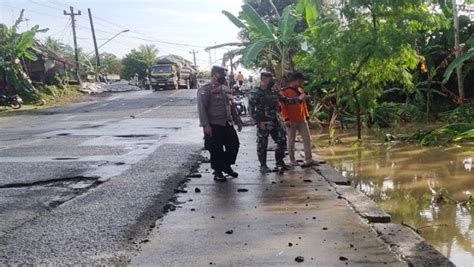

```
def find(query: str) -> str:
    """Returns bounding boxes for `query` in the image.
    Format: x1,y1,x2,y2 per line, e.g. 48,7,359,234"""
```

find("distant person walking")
280,72,315,167
249,72,305,173
236,71,244,87
197,66,243,182
130,73,139,86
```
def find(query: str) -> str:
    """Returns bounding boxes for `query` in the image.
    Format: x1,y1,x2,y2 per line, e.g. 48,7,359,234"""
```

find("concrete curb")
335,185,391,223
314,164,350,185
373,224,455,267
297,150,350,185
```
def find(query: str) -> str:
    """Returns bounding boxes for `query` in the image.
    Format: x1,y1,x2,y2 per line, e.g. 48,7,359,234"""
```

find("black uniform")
197,82,242,173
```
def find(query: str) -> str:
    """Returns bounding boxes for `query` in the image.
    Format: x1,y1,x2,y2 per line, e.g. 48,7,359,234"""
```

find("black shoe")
223,166,238,178
213,171,227,182
260,166,271,173
276,162,293,171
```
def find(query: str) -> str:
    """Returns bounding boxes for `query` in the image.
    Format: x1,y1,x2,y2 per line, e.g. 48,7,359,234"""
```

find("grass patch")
0,84,96,117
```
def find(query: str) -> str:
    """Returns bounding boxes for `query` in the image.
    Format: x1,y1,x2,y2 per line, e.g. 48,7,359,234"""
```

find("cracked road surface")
0,89,202,265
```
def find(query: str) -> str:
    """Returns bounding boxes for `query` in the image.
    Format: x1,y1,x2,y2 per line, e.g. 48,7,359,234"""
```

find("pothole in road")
75,124,105,129
0,175,101,189
54,157,79,160
152,127,181,130
115,134,154,138
0,175,104,208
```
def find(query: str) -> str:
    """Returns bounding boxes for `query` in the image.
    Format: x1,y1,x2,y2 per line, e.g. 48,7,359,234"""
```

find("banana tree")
0,10,48,94
443,36,474,91
222,1,318,84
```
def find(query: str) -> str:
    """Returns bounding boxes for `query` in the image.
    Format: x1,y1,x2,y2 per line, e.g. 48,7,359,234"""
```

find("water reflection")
464,158,472,172
312,130,474,266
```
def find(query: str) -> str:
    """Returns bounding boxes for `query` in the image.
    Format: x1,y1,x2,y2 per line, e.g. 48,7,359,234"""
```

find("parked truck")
149,55,197,91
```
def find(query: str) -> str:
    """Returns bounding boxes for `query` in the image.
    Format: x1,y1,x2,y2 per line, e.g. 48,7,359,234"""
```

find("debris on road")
295,256,304,263
188,173,202,178
174,189,188,193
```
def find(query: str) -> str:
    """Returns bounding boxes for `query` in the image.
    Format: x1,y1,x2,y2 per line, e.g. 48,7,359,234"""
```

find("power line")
47,18,71,40
28,0,63,12
2,3,66,19
76,22,206,49
28,0,206,49
119,34,206,48
76,36,109,40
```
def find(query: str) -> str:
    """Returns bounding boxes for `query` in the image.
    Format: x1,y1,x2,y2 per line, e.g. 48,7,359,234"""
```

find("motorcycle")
234,95,247,115
0,94,23,109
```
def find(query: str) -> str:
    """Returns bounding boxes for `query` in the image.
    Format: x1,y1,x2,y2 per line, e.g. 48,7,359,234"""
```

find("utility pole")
88,8,100,69
189,50,198,67
64,6,81,77
453,0,465,101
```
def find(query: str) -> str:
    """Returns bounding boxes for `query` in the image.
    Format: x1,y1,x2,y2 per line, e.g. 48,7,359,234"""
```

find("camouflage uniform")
249,86,301,167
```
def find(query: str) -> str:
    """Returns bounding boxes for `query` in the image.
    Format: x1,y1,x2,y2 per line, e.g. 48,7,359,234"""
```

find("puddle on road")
312,130,474,265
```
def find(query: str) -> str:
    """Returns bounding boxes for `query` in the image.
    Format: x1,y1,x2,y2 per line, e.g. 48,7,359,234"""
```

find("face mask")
268,81,275,89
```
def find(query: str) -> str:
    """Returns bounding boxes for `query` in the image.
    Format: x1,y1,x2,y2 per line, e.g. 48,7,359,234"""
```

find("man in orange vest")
279,72,315,167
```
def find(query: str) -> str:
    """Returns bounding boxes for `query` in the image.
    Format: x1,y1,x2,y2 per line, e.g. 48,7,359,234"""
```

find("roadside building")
23,41,79,85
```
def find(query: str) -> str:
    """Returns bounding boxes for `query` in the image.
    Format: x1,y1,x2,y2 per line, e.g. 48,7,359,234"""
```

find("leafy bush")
372,102,426,128
439,103,474,124
420,123,474,146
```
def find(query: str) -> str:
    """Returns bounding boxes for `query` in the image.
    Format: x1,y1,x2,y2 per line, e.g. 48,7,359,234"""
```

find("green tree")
99,53,122,75
298,0,444,140
43,36,75,59
121,46,157,80
0,10,48,94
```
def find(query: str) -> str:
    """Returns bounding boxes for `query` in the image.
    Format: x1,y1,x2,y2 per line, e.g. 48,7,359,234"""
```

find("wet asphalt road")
0,89,202,265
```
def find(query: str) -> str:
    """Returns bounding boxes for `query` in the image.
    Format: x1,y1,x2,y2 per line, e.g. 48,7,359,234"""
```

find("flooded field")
312,130,474,266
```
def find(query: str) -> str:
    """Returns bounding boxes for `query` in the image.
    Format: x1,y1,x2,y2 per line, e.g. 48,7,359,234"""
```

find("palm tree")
43,36,64,53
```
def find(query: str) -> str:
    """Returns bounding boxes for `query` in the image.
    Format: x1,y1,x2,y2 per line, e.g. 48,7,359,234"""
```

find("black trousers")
205,123,240,172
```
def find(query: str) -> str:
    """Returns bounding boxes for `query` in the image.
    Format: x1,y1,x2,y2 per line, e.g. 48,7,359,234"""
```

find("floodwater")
312,130,474,266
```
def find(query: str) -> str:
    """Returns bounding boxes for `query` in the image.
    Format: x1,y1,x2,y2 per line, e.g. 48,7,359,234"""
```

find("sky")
0,0,244,71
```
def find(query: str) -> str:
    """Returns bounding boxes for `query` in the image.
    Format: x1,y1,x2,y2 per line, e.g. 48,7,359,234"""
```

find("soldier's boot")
276,161,293,171
260,166,271,173
275,143,292,171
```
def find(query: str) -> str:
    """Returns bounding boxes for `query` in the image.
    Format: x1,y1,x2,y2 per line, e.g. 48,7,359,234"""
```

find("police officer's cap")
211,66,228,76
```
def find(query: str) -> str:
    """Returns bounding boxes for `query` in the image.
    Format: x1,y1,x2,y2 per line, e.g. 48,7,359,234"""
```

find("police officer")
249,72,306,173
197,66,243,182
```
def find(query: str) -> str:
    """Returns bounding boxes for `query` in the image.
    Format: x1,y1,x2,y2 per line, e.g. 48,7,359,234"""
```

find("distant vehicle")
0,94,23,109
150,55,197,91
